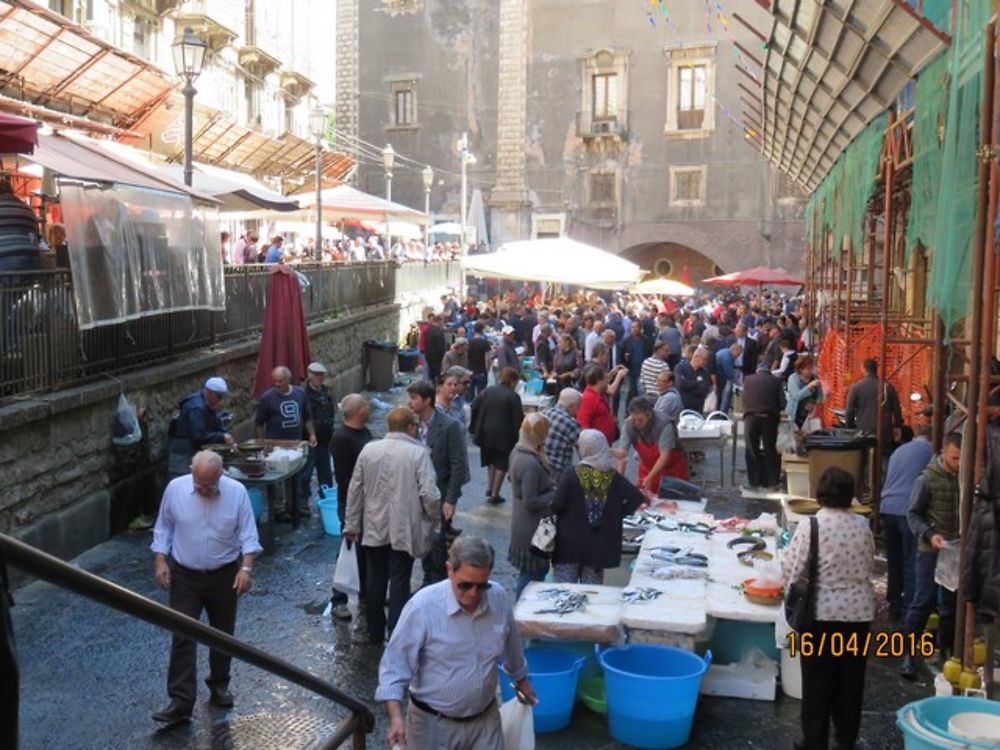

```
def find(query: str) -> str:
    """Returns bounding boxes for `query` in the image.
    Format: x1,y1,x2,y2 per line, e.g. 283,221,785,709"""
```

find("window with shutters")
590,172,616,204
664,44,716,138
386,77,419,130
592,73,618,122
669,166,707,206
580,49,629,137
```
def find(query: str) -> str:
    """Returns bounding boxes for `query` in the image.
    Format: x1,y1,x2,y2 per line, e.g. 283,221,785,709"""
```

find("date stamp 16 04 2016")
786,631,935,659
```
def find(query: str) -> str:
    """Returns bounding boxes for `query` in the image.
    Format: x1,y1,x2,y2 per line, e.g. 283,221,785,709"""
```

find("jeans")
299,439,332,502
627,373,642,403
905,549,956,654
658,476,701,500
882,513,917,619
718,381,734,414
744,413,780,488
515,567,548,599
469,373,488,401
364,545,414,641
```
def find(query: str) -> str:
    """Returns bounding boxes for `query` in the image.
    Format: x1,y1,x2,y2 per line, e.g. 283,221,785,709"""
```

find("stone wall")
0,280,448,564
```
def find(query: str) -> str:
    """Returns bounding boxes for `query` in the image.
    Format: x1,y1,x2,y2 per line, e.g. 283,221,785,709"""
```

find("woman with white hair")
508,413,554,597
549,430,645,584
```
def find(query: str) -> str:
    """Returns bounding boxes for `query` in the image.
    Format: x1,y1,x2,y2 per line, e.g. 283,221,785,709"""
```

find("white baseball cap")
204,377,230,397
307,361,328,374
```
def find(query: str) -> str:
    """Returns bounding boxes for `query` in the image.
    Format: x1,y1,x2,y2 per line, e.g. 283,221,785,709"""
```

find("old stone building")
339,0,806,280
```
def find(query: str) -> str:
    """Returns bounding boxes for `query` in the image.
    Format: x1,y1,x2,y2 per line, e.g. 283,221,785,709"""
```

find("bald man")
255,366,317,445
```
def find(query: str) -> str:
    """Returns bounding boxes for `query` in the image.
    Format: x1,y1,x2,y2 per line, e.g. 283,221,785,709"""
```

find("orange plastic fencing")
816,323,931,429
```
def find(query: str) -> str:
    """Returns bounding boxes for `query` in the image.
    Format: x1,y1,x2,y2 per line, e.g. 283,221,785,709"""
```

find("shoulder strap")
807,516,820,579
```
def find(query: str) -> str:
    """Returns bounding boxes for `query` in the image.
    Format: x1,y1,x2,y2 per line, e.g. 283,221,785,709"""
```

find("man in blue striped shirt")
376,537,537,749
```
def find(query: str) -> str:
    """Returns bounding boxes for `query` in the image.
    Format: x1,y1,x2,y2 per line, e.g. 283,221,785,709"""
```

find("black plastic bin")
398,348,420,373
363,340,398,392
802,429,874,498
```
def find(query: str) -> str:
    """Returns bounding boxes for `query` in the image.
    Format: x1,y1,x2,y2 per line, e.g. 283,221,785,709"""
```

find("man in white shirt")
150,451,262,724
584,320,604,361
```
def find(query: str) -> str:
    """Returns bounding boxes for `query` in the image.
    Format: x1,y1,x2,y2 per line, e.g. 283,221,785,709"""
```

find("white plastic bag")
332,538,360,597
110,393,142,446
776,422,797,454
499,697,534,750
934,540,960,592
702,390,718,413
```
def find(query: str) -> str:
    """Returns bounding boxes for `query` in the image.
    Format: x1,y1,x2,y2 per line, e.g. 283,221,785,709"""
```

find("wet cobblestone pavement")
12,401,929,749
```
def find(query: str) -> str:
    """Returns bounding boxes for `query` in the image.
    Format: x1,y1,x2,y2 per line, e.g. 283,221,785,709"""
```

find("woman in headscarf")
508,413,555,598
550,429,645,584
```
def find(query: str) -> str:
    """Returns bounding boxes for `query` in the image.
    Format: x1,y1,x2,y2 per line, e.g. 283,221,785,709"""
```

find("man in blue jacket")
714,343,742,414
168,377,233,478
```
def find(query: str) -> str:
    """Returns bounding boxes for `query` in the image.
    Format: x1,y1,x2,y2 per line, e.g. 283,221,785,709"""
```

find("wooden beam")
733,41,764,68
733,12,770,44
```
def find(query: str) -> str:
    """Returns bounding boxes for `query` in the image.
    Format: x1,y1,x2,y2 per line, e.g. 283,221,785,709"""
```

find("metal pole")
460,131,468,254
315,140,323,262
182,80,196,187
875,114,894,518
424,186,431,249
385,170,392,256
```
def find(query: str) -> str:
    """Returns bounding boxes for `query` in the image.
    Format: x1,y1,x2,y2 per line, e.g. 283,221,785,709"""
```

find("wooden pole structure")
875,114,894,516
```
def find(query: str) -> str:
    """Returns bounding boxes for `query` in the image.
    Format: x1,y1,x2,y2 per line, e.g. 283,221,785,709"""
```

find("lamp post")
308,106,326,262
382,143,395,255
172,27,207,188
457,132,476,254
422,164,433,250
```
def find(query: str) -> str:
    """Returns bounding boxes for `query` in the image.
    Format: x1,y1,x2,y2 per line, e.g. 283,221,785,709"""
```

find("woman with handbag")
550,430,645,584
781,466,874,750
508,413,555,598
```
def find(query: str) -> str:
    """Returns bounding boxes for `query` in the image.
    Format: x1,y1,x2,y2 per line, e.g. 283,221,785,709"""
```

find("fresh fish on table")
641,565,709,581
650,547,709,567
622,586,663,604
533,588,589,616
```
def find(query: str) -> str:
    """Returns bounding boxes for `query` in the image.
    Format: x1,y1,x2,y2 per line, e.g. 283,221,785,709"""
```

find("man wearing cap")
442,338,470,373
496,326,521,373
300,362,337,512
168,377,234,479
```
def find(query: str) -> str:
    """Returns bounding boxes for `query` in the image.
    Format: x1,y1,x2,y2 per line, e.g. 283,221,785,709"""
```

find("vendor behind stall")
168,377,233,478
612,397,695,498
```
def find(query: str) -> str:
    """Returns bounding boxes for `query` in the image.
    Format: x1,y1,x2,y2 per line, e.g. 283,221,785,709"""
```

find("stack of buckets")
316,485,341,537
499,643,711,748
897,696,1000,749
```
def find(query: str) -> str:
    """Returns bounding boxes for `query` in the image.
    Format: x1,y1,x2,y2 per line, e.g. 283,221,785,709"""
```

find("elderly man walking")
150,451,262,724
377,536,537,750
543,388,582,482
344,407,441,644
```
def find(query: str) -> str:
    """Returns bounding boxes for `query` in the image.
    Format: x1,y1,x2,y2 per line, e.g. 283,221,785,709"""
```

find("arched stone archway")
621,242,725,285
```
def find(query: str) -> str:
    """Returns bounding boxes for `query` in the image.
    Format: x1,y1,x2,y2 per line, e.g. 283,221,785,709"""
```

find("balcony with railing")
0,261,459,402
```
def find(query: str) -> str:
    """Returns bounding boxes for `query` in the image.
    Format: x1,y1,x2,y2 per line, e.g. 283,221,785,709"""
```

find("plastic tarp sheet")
60,184,223,329
463,237,643,290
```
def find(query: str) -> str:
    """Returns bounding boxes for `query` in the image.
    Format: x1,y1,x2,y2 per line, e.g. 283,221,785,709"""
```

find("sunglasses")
456,581,492,593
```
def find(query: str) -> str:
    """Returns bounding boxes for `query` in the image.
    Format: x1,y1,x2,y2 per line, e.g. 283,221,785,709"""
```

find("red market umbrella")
253,264,312,398
0,112,39,154
701,265,805,287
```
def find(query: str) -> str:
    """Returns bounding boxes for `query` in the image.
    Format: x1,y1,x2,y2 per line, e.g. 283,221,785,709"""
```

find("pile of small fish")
641,565,708,581
650,545,709,567
533,588,589,616
621,586,663,604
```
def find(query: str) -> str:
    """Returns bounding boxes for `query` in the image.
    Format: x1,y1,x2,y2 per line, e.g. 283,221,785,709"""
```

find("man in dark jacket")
902,433,962,677
168,377,233,478
407,380,469,585
470,368,524,504
734,323,759,376
675,347,712,413
741,364,785,490
622,321,650,404
963,421,1000,645
845,358,903,440
423,314,447,385
300,362,336,511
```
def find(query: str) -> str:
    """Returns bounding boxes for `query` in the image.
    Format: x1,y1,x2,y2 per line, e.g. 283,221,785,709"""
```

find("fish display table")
514,582,624,643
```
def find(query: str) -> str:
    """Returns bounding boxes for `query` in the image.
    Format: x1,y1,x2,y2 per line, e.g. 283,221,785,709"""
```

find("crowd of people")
150,279,1000,750
221,228,468,266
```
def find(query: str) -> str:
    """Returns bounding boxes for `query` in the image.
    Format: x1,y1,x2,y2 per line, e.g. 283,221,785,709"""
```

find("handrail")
0,533,374,747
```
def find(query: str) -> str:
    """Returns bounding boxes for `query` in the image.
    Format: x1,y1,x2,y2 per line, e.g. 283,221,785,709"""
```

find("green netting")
906,53,950,262
926,0,991,331
805,112,887,258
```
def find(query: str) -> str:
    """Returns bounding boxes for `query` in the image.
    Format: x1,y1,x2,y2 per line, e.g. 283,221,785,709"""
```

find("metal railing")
0,532,374,749
0,261,460,401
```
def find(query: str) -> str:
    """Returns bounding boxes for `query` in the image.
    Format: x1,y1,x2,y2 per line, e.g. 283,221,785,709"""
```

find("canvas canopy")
633,278,695,296
701,266,804,286
463,237,643,290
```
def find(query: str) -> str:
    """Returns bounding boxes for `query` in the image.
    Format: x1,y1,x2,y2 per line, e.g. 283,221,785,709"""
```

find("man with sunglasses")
377,536,537,749
150,451,262,725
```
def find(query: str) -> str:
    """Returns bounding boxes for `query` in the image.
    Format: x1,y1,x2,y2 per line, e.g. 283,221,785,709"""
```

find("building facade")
341,0,806,280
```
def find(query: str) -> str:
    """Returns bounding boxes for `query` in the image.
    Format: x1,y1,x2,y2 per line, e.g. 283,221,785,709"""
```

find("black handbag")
784,516,819,632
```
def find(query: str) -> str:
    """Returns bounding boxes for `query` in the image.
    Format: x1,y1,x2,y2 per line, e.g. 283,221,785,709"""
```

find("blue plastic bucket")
897,696,1000,750
247,488,266,522
319,484,338,501
599,644,712,749
500,647,584,732
317,497,341,537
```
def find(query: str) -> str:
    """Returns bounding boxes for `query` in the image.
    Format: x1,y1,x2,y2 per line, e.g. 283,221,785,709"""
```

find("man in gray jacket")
344,407,441,644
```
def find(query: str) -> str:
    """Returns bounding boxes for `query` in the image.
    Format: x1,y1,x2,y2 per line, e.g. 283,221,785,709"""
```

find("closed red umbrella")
701,265,804,286
0,112,39,154
253,264,312,397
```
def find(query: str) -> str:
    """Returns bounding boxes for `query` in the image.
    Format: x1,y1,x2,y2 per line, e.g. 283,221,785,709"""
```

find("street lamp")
457,132,476,253
172,27,207,187
422,164,433,249
382,144,395,255
308,106,327,262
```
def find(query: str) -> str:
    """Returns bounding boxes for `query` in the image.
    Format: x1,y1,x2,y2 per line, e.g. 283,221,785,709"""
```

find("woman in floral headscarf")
550,429,645,584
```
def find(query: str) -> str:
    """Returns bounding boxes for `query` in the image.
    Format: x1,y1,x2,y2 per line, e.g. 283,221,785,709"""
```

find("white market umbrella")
464,237,643,290
633,277,695,296
429,221,463,237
